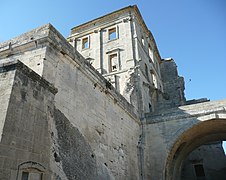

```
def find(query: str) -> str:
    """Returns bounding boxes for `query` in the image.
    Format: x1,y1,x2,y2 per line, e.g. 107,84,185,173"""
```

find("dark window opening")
21,171,43,180
21,172,29,180
112,65,117,70
145,63,149,81
149,103,152,112
194,164,205,177
109,54,118,72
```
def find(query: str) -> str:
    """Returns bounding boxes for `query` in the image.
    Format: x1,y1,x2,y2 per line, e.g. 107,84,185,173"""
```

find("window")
82,37,89,49
108,27,117,40
109,54,118,72
21,172,29,180
151,71,158,88
149,103,152,112
141,36,145,46
148,44,154,63
194,164,205,178
145,64,149,81
18,161,44,180
21,171,43,180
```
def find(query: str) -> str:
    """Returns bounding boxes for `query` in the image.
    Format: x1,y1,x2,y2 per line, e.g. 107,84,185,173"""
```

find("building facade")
0,5,225,180
67,6,185,116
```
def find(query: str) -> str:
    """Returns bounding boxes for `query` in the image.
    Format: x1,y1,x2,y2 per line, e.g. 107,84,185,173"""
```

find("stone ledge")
0,24,50,52
145,99,226,124
0,60,58,95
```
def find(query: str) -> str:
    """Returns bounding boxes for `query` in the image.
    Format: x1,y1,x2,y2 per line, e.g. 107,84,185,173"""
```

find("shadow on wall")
181,141,226,180
144,100,226,180
53,108,97,180
53,108,115,180
164,114,226,180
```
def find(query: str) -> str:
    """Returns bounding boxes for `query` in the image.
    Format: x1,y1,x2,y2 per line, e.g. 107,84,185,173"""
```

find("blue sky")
0,1,226,150
0,0,225,101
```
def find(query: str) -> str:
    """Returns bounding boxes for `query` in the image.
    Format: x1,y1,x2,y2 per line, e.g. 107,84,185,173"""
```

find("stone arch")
164,117,226,180
16,161,46,180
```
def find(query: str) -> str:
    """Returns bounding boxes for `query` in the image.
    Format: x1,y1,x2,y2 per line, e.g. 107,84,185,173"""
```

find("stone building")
67,6,185,115
0,5,225,180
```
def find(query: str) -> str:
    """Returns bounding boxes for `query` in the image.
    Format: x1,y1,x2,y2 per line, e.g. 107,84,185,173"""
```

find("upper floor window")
145,63,149,81
109,53,118,72
141,36,145,46
148,44,154,63
82,37,89,49
151,70,158,89
108,27,117,40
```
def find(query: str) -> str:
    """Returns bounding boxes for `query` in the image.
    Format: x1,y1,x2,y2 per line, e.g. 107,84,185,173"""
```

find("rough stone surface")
158,58,186,110
0,23,140,180
0,62,55,180
144,99,226,180
181,142,226,180
0,5,225,180
68,5,164,115
0,64,15,142
53,108,98,180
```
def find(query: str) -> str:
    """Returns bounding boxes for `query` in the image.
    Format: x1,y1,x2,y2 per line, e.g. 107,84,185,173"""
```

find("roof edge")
71,5,136,32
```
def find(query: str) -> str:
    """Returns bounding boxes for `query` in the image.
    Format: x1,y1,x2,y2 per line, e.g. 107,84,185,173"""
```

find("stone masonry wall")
0,61,111,180
158,59,186,110
143,99,226,180
0,24,141,179
52,108,98,180
181,142,226,180
42,25,140,180
0,63,15,142
0,24,49,77
0,10,225,180
43,44,140,179
0,61,56,180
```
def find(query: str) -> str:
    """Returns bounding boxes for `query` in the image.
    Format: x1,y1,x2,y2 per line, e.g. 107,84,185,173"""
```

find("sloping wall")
42,25,141,180
0,24,141,180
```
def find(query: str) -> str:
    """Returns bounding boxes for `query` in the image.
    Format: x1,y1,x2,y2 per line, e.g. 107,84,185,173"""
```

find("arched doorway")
165,119,226,180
